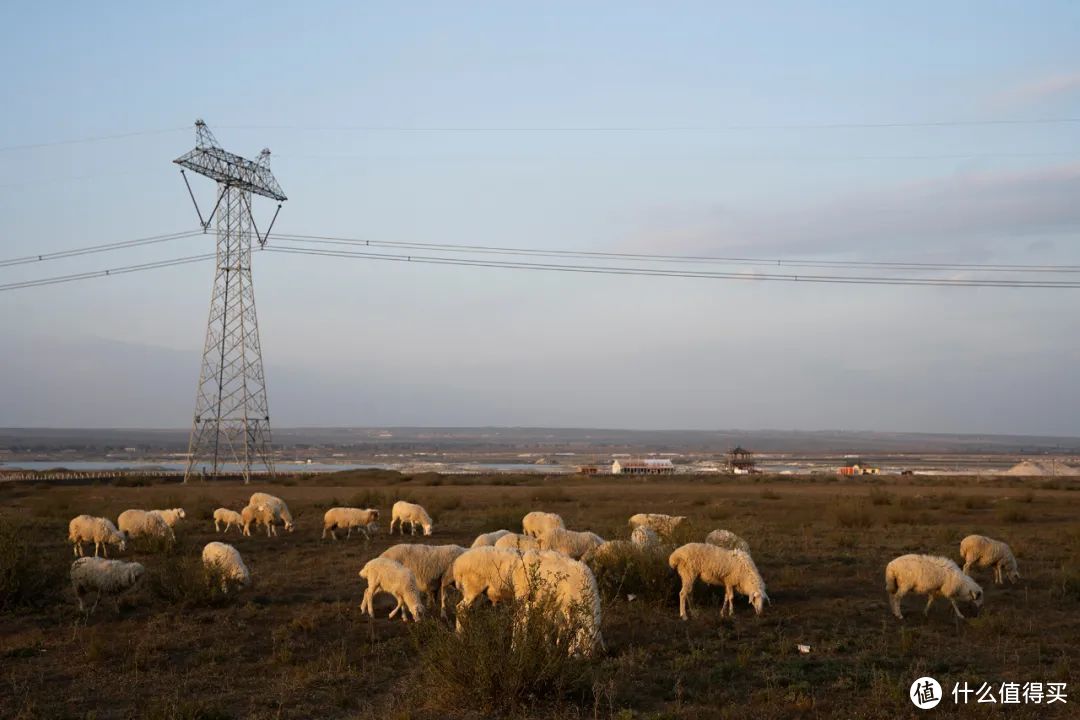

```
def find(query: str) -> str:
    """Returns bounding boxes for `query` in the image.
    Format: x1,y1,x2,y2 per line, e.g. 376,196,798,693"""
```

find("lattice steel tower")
174,120,286,483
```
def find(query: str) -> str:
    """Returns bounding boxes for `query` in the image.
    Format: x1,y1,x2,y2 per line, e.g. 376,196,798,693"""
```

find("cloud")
630,163,1080,259
990,72,1080,109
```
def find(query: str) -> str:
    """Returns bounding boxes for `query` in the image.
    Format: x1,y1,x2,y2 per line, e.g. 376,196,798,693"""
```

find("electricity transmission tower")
174,120,286,483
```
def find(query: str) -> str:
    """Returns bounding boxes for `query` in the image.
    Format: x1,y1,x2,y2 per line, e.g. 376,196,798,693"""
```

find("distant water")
0,460,568,474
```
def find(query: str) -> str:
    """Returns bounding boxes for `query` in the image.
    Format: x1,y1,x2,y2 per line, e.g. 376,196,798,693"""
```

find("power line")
0,127,188,154
270,232,1080,275
0,253,215,292
264,245,1080,288
0,230,202,268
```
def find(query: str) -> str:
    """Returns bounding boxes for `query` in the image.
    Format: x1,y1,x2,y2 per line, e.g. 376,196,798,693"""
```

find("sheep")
959,534,1020,585
390,500,433,536
629,513,688,538
241,503,276,537
471,529,512,548
494,532,541,553
582,539,633,564
117,509,175,544
380,544,465,617
70,557,145,614
249,493,295,532
631,526,660,548
886,554,984,620
202,542,251,592
521,511,565,538
705,529,750,552
213,508,244,534
323,507,380,540
512,550,605,656
538,527,605,560
151,508,187,528
68,515,127,558
451,547,524,619
359,557,425,622
669,543,769,619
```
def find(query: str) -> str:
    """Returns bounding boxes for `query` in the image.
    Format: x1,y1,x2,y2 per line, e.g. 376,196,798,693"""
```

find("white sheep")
494,532,541,553
241,503,276,537
68,515,127,558
380,543,466,617
451,547,524,619
390,500,433,536
70,557,145,614
886,554,984,620
669,543,769,619
521,511,565,538
323,507,380,540
471,529,512,548
631,526,660,548
959,534,1020,585
117,509,175,544
151,508,187,528
512,550,605,656
213,508,244,534
359,557,425,622
629,513,688,538
202,542,251,592
538,527,605,560
249,493,295,532
705,529,750,552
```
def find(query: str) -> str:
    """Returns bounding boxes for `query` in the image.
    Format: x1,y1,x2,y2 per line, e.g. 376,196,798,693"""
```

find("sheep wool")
451,547,524,619
202,542,251,591
630,526,660,548
470,529,512,548
213,508,244,534
323,507,380,540
960,535,1020,585
359,557,425,622
886,554,984,620
380,543,465,617
705,529,750,553
629,513,688,538
521,511,565,538
70,557,145,613
117,509,175,543
68,515,127,558
538,527,605,560
669,543,769,619
241,504,276,537
512,550,604,656
249,493,295,532
494,532,541,553
390,501,433,536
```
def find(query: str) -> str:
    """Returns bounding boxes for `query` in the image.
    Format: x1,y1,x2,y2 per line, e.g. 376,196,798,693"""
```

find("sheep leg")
924,595,934,615
361,587,375,617
962,559,973,575
321,525,328,539
410,521,417,536
389,598,403,620
948,598,966,619
994,564,1003,585
678,574,693,620
890,589,905,619
90,591,102,615
215,519,221,532
724,586,735,617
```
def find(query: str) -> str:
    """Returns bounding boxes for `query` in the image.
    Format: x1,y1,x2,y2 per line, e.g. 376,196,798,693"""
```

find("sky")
1,1,1079,434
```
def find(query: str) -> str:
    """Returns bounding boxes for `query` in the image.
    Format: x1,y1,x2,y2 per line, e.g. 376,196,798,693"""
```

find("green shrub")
347,490,387,509
0,518,66,611
146,541,234,608
589,543,678,604
833,505,874,529
869,488,894,506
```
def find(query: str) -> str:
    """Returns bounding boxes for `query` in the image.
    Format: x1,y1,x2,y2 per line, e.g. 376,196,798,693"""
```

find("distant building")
726,446,757,474
577,464,605,475
839,460,879,476
612,458,676,475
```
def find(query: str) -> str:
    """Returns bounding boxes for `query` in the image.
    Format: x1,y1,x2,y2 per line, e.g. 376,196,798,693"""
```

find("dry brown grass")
0,473,1077,718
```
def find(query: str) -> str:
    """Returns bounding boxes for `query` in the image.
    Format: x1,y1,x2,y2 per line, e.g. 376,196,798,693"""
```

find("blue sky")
2,2,1079,433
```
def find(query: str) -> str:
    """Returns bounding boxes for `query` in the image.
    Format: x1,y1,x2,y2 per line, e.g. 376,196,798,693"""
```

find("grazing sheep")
213,508,244,534
70,557,144,614
669,543,769,619
538,527,605,560
202,542,251,592
68,515,127,558
117,509,175,544
390,501,433,536
241,504,276,537
471,529,512,548
380,544,466,617
323,507,380,540
512,550,604,656
705,529,750,552
248,493,295,532
960,534,1020,585
521,511,565,538
151,508,187,528
631,526,660,548
629,513,688,538
886,554,984,620
359,557,425,622
452,547,524,619
494,532,541,553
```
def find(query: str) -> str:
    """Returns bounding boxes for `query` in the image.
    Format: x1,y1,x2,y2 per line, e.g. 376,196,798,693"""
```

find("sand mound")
1002,460,1080,477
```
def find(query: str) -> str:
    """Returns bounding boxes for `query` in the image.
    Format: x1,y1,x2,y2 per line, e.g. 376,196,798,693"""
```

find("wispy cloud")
990,72,1080,110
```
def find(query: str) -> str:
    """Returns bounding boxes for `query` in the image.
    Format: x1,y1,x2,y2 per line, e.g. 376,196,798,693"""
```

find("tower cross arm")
173,145,287,201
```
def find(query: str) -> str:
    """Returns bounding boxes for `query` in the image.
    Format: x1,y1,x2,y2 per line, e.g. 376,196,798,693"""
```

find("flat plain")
1,471,1077,719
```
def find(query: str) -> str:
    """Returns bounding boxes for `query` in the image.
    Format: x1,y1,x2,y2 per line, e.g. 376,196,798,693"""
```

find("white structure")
612,458,676,475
